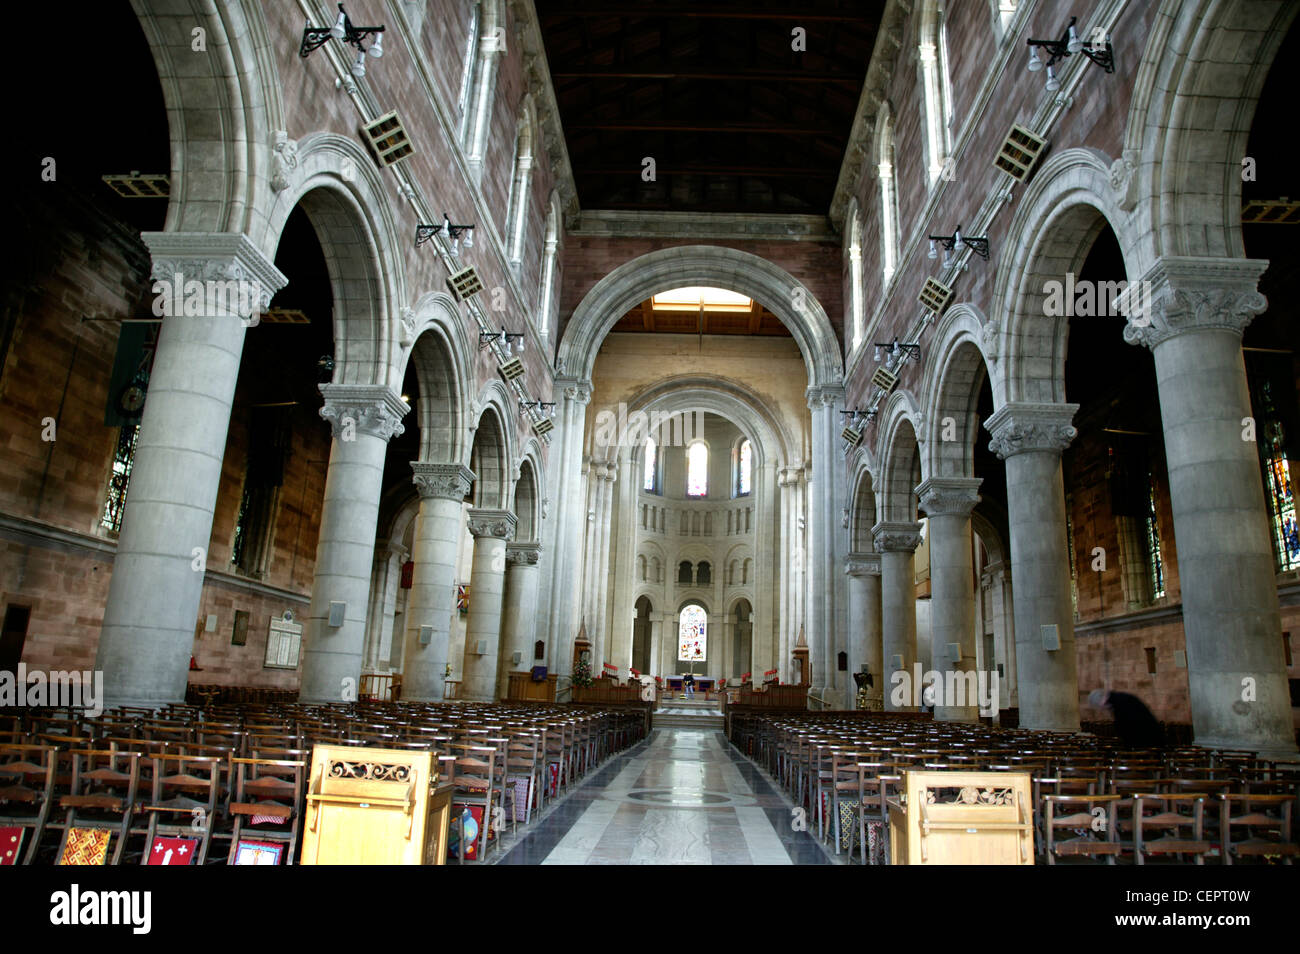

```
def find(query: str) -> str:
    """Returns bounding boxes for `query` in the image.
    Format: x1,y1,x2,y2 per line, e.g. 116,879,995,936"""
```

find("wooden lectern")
300,745,455,865
887,770,1034,865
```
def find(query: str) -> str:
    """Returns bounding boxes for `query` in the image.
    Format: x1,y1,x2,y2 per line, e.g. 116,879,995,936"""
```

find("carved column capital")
141,231,288,319
916,476,982,517
871,521,923,553
984,402,1078,459
845,552,882,577
806,385,847,411
318,384,409,442
467,508,517,540
555,375,593,406
411,462,475,501
506,541,543,566
1122,257,1269,350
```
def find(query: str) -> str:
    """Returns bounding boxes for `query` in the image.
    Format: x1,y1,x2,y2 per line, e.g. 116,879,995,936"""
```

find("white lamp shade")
1027,47,1042,72
330,11,347,39
368,33,384,57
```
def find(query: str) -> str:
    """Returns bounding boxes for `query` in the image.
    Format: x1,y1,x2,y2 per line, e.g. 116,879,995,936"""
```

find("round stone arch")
257,133,407,387
132,0,282,234
920,303,996,479
848,451,878,553
872,388,924,524
1119,0,1299,260
605,377,796,475
469,381,518,510
396,293,472,466
513,444,545,543
559,246,844,388
991,148,1144,404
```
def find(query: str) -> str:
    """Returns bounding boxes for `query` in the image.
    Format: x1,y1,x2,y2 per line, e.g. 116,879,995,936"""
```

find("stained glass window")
643,437,657,492
687,441,708,497
1145,475,1166,599
678,604,707,662
1252,375,1300,572
737,439,752,496
1265,448,1300,571
100,425,139,533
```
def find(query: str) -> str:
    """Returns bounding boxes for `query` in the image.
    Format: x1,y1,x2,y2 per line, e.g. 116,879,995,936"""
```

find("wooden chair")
53,748,143,865
138,754,222,865
502,734,541,826
446,744,499,863
0,744,57,864
1132,792,1213,865
227,757,306,865
1219,793,1298,864
1041,794,1122,864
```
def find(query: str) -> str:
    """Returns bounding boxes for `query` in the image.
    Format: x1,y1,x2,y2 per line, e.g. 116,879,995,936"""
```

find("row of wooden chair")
728,710,1299,865
0,700,648,864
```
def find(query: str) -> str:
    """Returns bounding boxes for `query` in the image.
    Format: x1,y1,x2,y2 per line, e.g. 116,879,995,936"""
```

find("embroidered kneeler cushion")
0,826,24,865
233,840,284,865
147,836,199,865
59,828,111,866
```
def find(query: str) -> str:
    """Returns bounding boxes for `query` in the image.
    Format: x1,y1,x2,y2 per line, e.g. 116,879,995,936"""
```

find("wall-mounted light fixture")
520,400,557,418
481,328,525,354
872,337,921,365
1025,16,1114,92
839,408,875,429
416,214,475,254
927,225,990,268
301,4,385,78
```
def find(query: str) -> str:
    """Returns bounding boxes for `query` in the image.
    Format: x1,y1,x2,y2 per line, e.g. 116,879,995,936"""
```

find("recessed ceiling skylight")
651,287,753,312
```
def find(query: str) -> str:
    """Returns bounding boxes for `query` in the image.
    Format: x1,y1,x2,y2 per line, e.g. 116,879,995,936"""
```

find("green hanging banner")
104,322,157,428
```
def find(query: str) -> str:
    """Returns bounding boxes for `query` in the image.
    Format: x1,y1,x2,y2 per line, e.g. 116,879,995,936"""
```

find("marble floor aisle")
496,727,834,865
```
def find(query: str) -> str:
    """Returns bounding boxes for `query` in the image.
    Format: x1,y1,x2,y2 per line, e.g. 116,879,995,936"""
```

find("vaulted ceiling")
535,1,886,215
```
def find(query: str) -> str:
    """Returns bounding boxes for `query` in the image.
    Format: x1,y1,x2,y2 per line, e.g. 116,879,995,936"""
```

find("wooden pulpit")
300,745,454,865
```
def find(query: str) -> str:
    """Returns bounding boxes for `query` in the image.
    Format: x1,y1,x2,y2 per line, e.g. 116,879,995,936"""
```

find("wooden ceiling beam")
542,8,880,23
566,121,839,134
552,69,862,84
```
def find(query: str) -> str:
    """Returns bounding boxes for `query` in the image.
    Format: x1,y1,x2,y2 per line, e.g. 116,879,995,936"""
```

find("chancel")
0,0,1297,878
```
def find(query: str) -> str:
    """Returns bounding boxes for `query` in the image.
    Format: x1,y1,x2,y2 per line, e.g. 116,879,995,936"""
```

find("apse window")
651,287,752,312
736,439,752,497
686,440,708,497
643,436,658,493
678,604,707,663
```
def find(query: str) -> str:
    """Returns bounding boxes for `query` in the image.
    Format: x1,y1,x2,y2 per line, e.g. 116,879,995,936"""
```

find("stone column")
807,386,849,705
363,542,405,672
298,385,409,702
917,477,983,722
498,542,542,699
984,561,1016,709
607,454,638,676
460,509,517,701
593,461,618,669
1124,258,1295,754
985,402,1080,731
465,6,502,175
873,522,923,711
95,234,285,708
777,464,806,682
845,553,882,708
544,378,592,674
753,459,777,682
401,463,474,702
650,615,663,677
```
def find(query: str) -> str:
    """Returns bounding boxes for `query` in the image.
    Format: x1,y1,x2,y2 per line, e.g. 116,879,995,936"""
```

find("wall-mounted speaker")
1040,624,1060,651
891,654,904,672
328,601,346,628
419,625,433,647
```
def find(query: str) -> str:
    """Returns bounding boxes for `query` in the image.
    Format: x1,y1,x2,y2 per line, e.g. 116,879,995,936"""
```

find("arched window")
918,1,955,185
686,440,708,497
537,195,561,339
678,561,693,585
875,106,901,285
455,3,481,144
643,436,658,493
736,439,752,497
505,101,534,267
846,204,865,349
697,562,712,585
989,0,1019,40
461,0,502,170
678,604,708,663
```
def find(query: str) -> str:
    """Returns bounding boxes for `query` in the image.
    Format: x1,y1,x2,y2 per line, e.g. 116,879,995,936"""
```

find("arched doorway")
632,596,652,674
